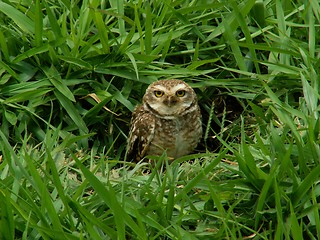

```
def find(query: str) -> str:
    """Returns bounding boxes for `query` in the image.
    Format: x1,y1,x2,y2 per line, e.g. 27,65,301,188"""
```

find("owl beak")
164,96,178,107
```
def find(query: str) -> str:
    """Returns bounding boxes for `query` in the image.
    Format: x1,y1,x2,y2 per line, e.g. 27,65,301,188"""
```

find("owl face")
143,80,197,117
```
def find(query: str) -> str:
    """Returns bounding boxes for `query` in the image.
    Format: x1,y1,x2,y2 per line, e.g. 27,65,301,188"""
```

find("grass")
0,0,320,239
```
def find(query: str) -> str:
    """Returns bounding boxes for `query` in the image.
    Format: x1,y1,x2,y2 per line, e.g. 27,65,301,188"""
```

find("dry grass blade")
86,93,121,116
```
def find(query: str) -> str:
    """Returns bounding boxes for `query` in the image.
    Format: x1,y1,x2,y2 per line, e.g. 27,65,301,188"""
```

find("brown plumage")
127,79,202,162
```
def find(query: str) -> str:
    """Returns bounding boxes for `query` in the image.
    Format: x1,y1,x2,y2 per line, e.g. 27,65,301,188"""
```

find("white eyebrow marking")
153,85,167,91
171,84,187,92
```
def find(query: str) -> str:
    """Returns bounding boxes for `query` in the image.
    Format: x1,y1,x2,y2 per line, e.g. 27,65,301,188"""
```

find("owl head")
142,79,198,117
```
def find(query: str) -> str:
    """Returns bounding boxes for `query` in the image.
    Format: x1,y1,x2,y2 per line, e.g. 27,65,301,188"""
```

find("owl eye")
154,90,164,97
176,90,186,97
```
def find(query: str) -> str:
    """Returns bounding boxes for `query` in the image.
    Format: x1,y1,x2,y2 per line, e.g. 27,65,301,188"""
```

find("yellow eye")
176,90,185,97
154,90,164,97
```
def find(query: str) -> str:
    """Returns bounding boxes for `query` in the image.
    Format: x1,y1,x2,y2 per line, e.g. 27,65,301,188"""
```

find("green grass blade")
73,154,146,239
223,17,246,72
23,153,65,234
58,56,92,69
34,0,43,47
126,52,139,80
67,197,118,238
12,44,50,63
3,89,50,104
145,2,152,55
288,202,303,240
44,65,76,102
92,9,110,54
0,2,34,34
45,146,75,230
0,190,15,240
0,60,20,80
54,90,88,134
0,30,10,61
175,151,226,202
291,163,320,207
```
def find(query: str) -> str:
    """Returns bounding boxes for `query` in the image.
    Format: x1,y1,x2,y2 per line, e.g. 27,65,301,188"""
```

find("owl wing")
127,106,155,161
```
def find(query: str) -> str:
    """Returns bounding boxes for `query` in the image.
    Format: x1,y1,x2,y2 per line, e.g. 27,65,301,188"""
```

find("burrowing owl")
127,79,202,161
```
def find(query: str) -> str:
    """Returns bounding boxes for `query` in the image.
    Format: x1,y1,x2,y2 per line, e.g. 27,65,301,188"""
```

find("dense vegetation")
0,0,319,239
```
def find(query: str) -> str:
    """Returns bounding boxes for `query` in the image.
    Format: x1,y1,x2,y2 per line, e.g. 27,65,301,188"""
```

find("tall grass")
0,0,320,238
